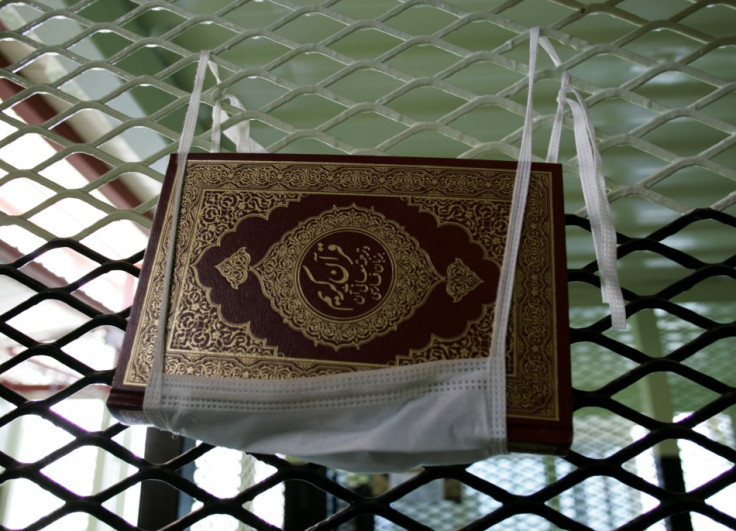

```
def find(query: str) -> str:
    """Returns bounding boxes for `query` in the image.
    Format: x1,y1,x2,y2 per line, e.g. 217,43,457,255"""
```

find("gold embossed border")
402,179,558,419
123,188,301,386
123,158,560,421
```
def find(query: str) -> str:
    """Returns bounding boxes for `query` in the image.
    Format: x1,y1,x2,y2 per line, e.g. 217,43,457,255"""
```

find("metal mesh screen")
1,0,735,529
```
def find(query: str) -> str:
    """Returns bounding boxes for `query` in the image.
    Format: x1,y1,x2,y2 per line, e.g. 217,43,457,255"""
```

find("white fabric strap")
145,51,212,429
486,27,627,448
145,53,268,428
540,35,627,329
485,27,544,449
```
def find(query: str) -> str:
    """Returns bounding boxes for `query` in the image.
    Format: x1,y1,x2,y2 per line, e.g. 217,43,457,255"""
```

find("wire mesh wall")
1,0,735,529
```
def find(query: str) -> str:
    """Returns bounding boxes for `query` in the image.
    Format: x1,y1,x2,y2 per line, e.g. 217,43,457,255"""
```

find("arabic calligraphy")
250,204,444,349
298,230,393,320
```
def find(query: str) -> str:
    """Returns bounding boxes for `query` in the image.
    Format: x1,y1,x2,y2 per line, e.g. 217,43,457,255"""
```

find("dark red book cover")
107,153,571,453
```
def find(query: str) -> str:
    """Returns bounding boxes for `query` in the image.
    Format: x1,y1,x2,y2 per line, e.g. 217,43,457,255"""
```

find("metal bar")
137,428,189,530
632,309,693,531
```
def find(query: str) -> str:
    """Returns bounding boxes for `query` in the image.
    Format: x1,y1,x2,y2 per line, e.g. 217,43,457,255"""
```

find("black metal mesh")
1,211,734,530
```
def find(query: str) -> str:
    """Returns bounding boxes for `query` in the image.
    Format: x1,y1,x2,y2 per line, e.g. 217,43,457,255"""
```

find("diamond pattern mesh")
1,0,735,529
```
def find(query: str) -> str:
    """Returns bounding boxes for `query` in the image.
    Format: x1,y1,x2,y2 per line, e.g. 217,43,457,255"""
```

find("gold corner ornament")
250,205,443,350
215,247,252,289
445,258,484,303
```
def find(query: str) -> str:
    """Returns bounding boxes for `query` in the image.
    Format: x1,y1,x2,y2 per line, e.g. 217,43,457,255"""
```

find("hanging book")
107,153,571,461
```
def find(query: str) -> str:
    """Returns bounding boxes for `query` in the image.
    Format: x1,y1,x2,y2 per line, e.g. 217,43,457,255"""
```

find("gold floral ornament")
445,257,484,303
215,247,252,289
251,205,443,350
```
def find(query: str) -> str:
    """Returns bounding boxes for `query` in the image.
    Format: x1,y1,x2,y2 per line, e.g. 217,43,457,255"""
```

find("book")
107,153,571,454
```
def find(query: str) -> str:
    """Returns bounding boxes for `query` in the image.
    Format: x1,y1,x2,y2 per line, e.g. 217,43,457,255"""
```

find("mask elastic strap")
540,37,627,329
486,26,627,449
144,51,211,428
485,27,543,451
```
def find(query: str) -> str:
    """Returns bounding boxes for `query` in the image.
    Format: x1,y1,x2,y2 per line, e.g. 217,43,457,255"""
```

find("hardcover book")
107,153,571,453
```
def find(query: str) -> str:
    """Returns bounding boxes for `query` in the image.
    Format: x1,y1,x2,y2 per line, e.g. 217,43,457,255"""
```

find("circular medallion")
297,230,394,321
251,205,443,349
